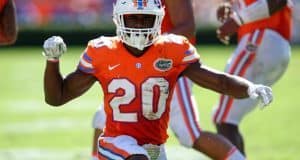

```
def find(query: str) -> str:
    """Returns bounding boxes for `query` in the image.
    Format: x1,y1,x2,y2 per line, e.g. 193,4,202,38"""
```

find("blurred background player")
213,0,293,155
0,0,17,45
91,0,246,160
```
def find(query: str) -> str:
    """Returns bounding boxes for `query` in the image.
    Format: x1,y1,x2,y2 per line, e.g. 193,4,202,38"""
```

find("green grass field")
0,45,299,160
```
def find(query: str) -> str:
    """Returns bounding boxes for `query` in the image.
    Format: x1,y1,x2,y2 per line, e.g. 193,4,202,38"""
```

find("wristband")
47,58,59,63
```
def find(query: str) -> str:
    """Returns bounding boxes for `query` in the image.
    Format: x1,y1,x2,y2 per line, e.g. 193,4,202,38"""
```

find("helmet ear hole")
113,0,165,50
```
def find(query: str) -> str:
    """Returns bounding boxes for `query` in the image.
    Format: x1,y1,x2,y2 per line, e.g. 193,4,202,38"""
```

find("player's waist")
142,143,165,160
104,127,168,145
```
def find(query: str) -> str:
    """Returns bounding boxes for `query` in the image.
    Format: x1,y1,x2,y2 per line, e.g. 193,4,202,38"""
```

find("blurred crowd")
15,0,113,28
14,0,226,28
15,0,300,42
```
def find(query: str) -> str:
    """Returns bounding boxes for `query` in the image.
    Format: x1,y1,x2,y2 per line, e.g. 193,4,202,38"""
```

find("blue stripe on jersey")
83,52,92,63
185,49,193,55
78,64,94,74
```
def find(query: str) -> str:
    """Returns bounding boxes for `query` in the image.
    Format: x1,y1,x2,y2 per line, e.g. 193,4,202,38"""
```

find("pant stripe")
176,77,201,141
181,77,202,133
98,152,111,160
98,140,129,160
214,29,265,123
213,32,255,123
221,52,256,122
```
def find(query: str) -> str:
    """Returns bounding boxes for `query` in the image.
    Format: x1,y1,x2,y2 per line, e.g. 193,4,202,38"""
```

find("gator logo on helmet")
133,0,148,9
154,58,173,72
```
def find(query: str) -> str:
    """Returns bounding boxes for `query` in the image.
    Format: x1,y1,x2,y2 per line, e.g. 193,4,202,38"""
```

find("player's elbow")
6,31,18,44
7,35,17,44
45,98,64,107
0,34,17,45
5,37,16,45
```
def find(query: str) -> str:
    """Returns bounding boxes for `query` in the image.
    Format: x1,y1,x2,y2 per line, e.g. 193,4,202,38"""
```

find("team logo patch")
133,0,148,9
246,43,258,52
154,58,173,72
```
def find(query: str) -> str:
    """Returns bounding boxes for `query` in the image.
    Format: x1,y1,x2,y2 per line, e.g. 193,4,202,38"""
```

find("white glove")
43,36,67,60
248,84,273,108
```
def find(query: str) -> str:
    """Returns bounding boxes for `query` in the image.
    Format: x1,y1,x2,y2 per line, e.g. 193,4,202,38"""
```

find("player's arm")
182,61,272,106
44,66,97,106
164,0,195,39
43,36,97,106
217,0,288,43
0,0,17,45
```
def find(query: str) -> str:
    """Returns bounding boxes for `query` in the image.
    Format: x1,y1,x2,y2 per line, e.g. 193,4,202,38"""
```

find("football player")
42,0,272,159
90,0,246,160
0,0,17,45
214,0,293,155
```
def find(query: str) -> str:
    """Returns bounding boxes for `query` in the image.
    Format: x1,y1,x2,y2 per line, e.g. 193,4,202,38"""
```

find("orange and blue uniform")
91,0,201,151
79,35,199,145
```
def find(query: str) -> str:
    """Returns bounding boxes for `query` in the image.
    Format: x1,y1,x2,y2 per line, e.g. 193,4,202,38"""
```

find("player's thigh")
169,76,201,147
213,29,291,125
250,29,291,85
227,29,290,84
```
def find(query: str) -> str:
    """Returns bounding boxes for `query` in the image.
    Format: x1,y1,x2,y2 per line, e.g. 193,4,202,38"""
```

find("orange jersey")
0,0,7,12
78,35,199,145
238,0,293,41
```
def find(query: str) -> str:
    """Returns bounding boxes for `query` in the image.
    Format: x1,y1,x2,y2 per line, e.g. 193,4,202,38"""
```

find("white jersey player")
214,0,293,155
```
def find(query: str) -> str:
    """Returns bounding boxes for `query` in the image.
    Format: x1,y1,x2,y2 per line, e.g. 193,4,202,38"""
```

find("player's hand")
216,2,232,23
216,17,239,45
248,84,273,108
43,36,67,60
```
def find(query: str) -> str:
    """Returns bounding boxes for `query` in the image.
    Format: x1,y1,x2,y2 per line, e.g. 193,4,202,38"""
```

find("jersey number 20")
108,78,169,122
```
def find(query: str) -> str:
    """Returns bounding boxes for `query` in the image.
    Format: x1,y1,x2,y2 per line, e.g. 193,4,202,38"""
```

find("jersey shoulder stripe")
157,34,200,64
78,52,95,74
78,36,119,74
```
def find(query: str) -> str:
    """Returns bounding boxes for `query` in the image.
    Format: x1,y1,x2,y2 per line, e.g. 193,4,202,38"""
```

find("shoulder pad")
88,36,115,49
163,34,188,45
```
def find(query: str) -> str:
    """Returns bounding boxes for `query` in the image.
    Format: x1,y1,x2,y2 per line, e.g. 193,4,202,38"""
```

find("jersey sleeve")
181,42,200,65
77,39,99,74
165,34,200,65
77,47,95,74
77,36,115,75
